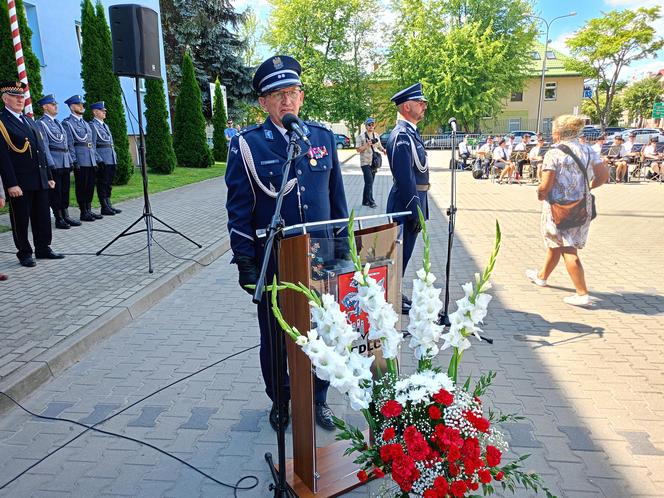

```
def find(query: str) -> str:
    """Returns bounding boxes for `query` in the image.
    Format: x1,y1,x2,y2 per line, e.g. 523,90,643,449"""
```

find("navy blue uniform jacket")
225,118,348,262
386,120,429,221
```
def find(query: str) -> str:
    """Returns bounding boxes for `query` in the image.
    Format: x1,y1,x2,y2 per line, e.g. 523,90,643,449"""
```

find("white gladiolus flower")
296,336,309,346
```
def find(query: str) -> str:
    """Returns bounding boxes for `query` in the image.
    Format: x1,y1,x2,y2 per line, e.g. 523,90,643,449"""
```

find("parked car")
509,130,538,145
621,128,664,143
334,133,350,149
603,126,625,136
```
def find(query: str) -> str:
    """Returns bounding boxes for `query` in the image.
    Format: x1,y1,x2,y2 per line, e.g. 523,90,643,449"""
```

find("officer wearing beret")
225,55,348,432
0,81,64,266
37,94,80,229
386,82,429,313
62,95,102,222
89,101,121,216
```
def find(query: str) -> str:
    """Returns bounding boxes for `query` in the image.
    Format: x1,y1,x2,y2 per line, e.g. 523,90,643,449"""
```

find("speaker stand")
96,76,201,273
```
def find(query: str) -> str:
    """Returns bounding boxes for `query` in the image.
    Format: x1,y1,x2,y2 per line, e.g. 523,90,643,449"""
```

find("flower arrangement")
270,209,555,497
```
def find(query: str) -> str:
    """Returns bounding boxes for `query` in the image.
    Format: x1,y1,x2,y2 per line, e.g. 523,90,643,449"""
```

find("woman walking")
526,115,608,305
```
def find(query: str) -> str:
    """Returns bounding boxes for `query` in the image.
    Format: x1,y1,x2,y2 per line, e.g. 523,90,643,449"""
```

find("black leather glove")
406,217,422,234
234,256,258,295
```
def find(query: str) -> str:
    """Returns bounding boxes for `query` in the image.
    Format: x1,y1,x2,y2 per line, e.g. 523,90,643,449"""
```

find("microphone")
281,113,311,146
448,117,457,133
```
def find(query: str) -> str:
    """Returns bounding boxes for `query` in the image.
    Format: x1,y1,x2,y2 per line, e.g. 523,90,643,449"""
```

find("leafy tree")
144,79,177,174
0,0,43,115
581,93,624,126
238,8,262,67
565,7,664,131
173,51,213,168
389,0,535,131
159,0,252,117
211,78,228,161
265,0,377,125
79,1,133,184
621,76,664,127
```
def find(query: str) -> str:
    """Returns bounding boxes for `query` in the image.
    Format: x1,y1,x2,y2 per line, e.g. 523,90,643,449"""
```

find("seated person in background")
592,134,606,155
458,135,471,168
476,136,494,177
528,137,546,182
642,137,662,180
513,133,530,177
612,135,629,182
492,137,515,184
506,134,516,156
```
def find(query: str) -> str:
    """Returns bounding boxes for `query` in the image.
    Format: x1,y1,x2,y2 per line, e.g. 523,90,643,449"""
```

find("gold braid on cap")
0,120,31,155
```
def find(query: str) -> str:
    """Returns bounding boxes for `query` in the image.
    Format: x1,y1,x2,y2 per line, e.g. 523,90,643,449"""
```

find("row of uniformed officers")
0,82,120,268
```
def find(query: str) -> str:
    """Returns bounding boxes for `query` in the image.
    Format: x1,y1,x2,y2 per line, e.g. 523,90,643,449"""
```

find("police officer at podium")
225,55,348,432
37,94,80,229
0,81,64,267
89,101,121,216
63,95,102,222
386,82,429,313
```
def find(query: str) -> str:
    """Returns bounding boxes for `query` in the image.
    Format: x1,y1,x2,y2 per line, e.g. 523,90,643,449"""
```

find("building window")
544,82,557,100
24,3,45,65
545,51,556,60
75,22,82,52
508,119,521,132
530,51,541,60
510,92,523,102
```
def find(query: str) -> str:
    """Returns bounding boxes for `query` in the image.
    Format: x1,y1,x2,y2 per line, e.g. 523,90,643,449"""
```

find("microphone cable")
0,343,261,496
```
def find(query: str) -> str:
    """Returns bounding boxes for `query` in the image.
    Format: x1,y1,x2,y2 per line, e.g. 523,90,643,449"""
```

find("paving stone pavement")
0,150,663,497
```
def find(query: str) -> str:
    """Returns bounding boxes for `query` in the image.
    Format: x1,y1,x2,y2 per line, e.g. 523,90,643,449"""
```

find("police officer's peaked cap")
90,101,106,110
64,95,84,106
391,82,427,106
0,81,26,95
252,55,302,95
37,94,57,106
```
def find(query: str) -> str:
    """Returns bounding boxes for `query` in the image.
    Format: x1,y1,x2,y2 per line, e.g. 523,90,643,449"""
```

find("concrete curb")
0,236,231,414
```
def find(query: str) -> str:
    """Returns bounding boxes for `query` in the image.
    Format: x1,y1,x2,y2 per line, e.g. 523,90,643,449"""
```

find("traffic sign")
653,102,664,119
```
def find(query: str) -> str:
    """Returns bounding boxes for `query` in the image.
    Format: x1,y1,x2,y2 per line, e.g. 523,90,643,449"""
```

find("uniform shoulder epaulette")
239,124,261,135
304,120,331,132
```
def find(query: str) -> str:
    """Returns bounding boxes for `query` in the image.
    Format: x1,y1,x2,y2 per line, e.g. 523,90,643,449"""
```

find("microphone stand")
254,134,304,498
437,121,493,344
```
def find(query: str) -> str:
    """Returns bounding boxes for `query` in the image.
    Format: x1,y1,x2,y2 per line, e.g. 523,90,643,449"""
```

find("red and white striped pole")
7,0,33,117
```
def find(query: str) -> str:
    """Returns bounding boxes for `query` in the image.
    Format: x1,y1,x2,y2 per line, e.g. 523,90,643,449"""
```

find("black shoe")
108,199,122,214
315,402,336,431
19,257,36,267
55,217,70,229
401,294,412,314
35,249,65,260
362,202,371,206
269,402,290,432
87,203,103,220
63,209,81,226
100,198,116,216
80,209,95,222
369,203,377,208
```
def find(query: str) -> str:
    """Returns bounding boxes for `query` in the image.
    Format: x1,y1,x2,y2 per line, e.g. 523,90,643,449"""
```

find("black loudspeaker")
109,4,161,79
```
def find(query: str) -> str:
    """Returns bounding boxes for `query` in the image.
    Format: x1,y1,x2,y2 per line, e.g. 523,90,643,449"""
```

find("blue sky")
237,0,663,81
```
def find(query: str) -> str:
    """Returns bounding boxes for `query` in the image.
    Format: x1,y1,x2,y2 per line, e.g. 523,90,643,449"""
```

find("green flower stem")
418,358,432,371
386,358,398,376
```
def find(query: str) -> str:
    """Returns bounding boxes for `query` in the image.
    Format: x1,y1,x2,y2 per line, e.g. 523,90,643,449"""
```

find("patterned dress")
540,139,600,249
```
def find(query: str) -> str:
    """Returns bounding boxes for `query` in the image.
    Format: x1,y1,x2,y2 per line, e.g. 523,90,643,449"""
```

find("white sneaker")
525,269,547,287
563,294,592,306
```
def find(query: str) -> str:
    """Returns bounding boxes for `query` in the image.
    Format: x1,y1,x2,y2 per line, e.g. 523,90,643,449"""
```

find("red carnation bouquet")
272,212,556,497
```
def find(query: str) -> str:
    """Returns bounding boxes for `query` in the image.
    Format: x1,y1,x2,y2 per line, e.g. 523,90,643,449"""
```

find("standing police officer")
225,55,348,432
62,95,101,222
37,94,80,229
0,81,64,266
386,82,429,314
89,101,121,216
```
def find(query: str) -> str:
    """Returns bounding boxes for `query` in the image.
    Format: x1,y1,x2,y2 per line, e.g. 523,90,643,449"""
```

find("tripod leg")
150,213,202,248
96,214,146,255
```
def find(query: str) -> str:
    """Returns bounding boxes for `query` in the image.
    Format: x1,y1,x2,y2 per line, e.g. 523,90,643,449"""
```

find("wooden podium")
277,222,401,496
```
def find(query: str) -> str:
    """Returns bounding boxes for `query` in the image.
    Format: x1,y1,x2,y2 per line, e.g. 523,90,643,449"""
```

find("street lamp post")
528,12,576,133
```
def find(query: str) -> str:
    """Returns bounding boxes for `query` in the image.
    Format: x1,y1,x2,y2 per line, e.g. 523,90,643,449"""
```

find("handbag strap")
557,144,591,191
365,131,374,153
